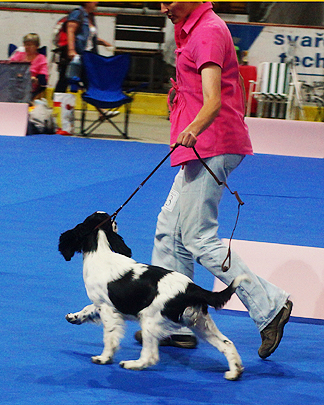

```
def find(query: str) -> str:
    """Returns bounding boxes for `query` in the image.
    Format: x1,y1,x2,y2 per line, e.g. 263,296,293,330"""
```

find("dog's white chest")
83,257,111,305
82,249,136,306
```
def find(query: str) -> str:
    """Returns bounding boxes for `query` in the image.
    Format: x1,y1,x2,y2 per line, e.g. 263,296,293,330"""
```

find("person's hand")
171,130,197,148
67,49,78,60
31,76,38,85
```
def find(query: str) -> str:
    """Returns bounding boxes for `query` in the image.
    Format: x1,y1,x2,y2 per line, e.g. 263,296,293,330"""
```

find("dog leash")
99,144,244,272
110,144,181,221
94,145,180,231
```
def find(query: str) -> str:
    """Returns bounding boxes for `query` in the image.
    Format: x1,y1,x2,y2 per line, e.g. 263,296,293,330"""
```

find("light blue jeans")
152,154,289,332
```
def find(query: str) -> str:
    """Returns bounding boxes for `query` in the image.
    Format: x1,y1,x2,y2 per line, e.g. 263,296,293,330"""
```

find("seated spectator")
10,33,48,100
55,2,113,93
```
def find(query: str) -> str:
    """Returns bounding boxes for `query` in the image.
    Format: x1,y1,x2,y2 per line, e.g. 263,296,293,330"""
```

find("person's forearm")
174,63,222,148
239,73,247,115
66,22,78,58
173,97,221,148
67,34,76,53
184,97,221,137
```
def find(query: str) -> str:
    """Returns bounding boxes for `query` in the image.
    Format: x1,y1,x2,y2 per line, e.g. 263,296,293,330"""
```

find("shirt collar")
180,2,213,35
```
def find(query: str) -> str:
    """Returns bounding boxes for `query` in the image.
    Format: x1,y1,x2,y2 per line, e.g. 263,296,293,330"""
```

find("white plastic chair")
247,62,292,119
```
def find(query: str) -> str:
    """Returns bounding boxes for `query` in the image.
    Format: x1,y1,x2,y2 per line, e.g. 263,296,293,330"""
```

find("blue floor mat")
0,135,323,404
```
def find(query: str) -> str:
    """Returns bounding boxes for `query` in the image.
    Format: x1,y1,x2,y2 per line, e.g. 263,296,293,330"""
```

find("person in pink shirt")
10,33,48,100
136,2,292,359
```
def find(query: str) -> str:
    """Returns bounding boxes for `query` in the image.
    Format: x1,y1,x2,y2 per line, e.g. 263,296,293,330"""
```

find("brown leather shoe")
258,300,293,359
134,330,198,349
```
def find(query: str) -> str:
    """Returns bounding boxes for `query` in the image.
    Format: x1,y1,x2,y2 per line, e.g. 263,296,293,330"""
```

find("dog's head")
58,211,132,261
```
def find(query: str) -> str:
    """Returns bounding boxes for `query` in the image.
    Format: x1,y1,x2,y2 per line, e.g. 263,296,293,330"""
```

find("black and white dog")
59,211,246,380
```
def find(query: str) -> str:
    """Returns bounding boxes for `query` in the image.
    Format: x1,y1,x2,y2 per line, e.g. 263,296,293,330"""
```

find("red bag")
52,15,69,50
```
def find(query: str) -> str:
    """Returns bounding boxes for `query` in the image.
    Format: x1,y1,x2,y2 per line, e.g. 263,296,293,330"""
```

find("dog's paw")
91,355,113,365
224,366,244,381
119,360,146,370
65,313,82,325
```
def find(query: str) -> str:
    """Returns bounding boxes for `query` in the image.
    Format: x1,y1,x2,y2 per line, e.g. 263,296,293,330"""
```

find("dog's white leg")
65,304,100,325
185,308,243,381
91,304,125,365
120,319,160,370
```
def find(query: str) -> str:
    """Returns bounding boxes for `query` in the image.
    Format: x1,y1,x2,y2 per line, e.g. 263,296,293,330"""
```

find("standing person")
136,2,292,359
54,1,113,93
10,33,48,101
53,1,118,134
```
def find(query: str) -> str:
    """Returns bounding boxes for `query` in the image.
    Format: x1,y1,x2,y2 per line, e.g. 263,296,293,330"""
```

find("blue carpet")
0,135,323,404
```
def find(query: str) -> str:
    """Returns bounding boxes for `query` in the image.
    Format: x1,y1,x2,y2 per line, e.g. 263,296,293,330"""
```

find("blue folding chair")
80,51,133,139
8,44,47,57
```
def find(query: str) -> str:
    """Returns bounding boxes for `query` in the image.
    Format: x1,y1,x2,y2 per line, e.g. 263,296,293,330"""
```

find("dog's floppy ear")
107,231,132,258
58,224,84,261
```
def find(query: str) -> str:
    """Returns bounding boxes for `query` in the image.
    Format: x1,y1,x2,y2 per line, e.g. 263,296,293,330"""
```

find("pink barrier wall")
0,102,28,136
213,118,324,321
214,240,324,321
246,117,324,159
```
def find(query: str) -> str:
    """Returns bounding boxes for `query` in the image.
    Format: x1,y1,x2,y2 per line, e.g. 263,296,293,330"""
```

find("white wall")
0,7,248,87
0,9,115,87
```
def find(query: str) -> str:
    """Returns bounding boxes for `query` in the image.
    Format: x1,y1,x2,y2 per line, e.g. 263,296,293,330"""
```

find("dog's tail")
205,275,250,310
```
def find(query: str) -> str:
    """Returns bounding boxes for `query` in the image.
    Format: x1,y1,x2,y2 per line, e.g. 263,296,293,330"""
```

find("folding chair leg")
83,119,105,135
81,100,87,136
278,102,285,119
256,98,264,117
79,104,131,139
123,103,130,139
286,84,295,120
246,80,255,117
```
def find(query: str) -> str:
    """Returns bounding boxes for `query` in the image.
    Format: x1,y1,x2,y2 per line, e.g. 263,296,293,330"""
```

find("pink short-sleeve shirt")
169,2,253,166
10,51,48,92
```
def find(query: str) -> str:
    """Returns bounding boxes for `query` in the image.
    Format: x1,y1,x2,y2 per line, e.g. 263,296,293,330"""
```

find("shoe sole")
159,339,197,349
135,333,197,349
259,300,293,359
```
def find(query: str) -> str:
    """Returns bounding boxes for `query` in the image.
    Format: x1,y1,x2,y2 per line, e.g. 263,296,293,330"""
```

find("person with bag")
54,2,112,93
135,2,293,359
53,2,117,135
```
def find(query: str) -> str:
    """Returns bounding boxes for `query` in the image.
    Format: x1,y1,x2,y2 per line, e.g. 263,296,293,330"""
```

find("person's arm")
66,20,79,59
174,62,222,148
239,72,247,115
31,55,48,86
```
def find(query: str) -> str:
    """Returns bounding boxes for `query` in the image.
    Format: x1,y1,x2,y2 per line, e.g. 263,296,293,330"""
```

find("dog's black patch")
162,283,209,323
108,265,171,316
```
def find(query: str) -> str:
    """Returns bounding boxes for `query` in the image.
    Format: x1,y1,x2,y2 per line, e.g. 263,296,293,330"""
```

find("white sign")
248,26,324,85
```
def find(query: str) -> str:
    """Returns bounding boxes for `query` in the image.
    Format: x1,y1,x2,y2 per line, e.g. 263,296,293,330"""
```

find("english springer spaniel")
59,211,246,380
